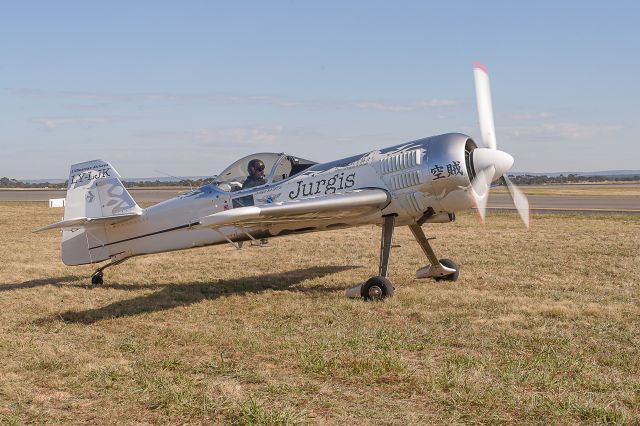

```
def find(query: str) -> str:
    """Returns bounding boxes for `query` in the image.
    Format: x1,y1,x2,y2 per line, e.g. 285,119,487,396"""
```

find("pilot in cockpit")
242,159,267,189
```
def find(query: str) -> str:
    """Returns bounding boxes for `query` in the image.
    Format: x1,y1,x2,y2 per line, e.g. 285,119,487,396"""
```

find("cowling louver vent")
380,149,421,174
388,170,423,190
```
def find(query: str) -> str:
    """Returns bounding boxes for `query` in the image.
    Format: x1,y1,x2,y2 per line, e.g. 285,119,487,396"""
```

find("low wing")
196,189,390,229
33,212,142,233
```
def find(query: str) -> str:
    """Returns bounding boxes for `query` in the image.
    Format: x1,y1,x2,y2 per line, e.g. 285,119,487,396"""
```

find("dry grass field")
0,201,639,424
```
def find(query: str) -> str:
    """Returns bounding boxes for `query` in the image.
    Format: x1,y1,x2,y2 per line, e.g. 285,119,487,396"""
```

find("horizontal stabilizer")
33,212,142,233
196,189,390,229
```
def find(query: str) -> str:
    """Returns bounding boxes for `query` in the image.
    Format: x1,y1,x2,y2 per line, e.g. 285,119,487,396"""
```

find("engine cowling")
422,133,478,213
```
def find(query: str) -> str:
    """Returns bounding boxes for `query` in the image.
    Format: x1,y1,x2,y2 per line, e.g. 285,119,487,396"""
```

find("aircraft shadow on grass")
1,275,163,293
1,275,80,292
43,265,357,325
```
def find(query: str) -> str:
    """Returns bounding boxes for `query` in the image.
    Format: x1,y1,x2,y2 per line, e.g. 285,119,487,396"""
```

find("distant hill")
20,178,66,184
4,170,639,189
506,170,640,186
2,176,215,189
20,176,211,184
510,170,640,177
20,170,640,183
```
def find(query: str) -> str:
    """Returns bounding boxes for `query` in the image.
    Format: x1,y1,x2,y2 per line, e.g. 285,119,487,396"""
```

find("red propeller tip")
474,61,488,73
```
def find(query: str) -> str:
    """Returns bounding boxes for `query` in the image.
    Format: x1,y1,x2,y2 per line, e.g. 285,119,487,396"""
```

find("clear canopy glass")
212,152,317,192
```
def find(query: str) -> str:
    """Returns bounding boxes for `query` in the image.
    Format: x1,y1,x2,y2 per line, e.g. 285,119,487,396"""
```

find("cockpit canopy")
212,152,317,192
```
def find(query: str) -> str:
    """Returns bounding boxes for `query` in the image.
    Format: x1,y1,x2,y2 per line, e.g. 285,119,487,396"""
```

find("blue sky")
2,1,639,179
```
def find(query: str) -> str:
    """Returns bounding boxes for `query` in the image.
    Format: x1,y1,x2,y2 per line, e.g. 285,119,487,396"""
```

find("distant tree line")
505,174,640,185
0,177,66,188
123,178,216,188
0,177,216,189
1,174,639,189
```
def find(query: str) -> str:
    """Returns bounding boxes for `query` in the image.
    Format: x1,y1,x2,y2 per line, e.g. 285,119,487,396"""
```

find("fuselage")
76,133,480,265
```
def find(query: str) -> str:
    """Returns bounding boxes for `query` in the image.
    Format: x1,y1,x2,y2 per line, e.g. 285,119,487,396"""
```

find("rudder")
64,159,140,220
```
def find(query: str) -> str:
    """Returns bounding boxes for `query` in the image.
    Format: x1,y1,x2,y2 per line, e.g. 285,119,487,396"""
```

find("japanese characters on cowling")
431,161,463,181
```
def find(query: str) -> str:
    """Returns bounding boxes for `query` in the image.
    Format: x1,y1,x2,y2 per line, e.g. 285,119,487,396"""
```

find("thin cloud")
511,111,555,120
11,89,304,108
193,125,284,146
504,122,623,140
140,125,284,147
353,99,462,112
31,116,135,130
11,88,461,112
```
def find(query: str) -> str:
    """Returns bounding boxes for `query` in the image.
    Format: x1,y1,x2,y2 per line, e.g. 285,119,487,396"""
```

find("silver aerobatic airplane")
36,63,530,299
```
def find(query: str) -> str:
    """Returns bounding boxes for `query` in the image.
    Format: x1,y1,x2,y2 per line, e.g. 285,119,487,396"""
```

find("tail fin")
64,159,141,220
60,160,141,266
34,159,142,265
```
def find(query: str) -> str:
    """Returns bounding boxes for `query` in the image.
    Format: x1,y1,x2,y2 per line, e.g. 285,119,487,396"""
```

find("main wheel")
361,276,394,300
434,258,459,282
91,272,104,285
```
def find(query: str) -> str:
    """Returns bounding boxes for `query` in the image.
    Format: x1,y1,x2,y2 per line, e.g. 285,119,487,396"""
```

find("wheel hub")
368,285,383,299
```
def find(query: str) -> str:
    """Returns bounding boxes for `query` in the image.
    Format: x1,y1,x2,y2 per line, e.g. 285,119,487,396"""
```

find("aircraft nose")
471,148,514,182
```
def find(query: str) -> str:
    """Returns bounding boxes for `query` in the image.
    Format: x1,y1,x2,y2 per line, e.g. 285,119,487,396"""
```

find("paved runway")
1,186,639,215
487,194,640,215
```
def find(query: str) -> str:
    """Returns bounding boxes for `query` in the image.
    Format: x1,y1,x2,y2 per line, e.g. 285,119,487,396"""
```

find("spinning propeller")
471,62,531,228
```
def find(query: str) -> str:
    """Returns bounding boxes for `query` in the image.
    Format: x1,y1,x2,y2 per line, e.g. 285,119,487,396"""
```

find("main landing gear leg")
90,258,126,286
408,224,459,281
346,214,396,300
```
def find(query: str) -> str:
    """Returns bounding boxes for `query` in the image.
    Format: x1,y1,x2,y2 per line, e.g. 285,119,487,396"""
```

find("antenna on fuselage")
154,169,193,191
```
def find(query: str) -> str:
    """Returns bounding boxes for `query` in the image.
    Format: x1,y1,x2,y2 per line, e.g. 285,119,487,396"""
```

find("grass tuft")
231,398,307,425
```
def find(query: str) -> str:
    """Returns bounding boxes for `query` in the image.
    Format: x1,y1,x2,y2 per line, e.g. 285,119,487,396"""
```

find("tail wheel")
91,272,104,286
361,276,394,300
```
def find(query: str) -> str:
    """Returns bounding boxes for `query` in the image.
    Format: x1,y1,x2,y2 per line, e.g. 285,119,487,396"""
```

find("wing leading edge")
196,189,391,229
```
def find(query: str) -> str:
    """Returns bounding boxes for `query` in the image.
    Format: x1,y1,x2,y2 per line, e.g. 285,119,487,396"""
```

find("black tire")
91,273,104,285
434,258,459,282
361,276,394,300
